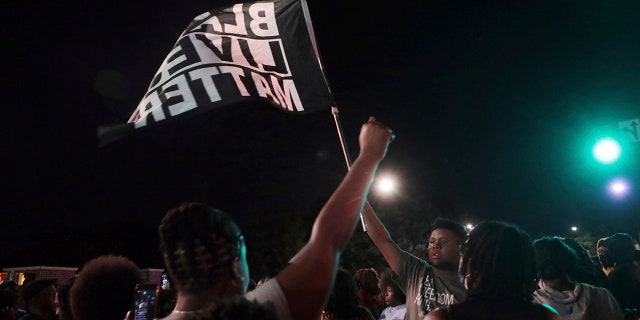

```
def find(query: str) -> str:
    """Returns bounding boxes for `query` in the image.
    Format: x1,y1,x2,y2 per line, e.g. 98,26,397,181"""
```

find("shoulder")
245,279,292,320
398,249,425,263
578,281,601,292
398,252,429,281
355,305,376,320
582,282,620,300
246,278,285,300
400,252,430,274
422,307,448,320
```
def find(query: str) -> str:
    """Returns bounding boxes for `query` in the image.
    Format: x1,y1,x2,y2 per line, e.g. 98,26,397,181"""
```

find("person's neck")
173,287,241,312
174,291,214,312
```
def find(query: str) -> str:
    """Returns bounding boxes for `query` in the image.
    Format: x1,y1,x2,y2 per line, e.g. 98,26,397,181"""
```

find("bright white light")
607,178,631,199
611,182,626,193
571,226,578,232
465,223,474,232
592,138,621,164
375,176,396,195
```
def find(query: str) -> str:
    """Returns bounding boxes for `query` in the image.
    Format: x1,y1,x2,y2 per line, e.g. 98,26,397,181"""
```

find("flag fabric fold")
98,0,334,146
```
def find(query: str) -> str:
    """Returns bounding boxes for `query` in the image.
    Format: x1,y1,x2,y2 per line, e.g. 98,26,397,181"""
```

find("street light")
375,175,397,196
592,137,622,164
607,177,631,200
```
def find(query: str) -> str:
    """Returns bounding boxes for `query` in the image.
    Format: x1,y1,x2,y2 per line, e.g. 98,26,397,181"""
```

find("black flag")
98,0,334,146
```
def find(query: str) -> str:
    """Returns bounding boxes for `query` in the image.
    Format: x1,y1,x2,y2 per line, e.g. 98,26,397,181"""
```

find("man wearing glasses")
362,204,468,320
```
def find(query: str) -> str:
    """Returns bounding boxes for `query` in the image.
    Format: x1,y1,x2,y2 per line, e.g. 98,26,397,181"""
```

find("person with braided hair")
156,116,395,320
424,221,561,320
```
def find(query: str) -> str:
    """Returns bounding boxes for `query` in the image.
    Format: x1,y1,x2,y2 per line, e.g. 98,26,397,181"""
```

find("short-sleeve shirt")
246,278,292,320
379,304,406,320
397,250,467,320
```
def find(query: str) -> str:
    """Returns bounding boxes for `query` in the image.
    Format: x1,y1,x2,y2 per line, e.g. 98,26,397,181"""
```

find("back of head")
461,220,537,302
559,237,608,287
560,237,592,267
70,255,144,320
534,236,577,281
158,202,244,293
606,232,636,265
22,278,57,308
353,268,383,318
353,268,380,296
430,217,467,240
325,269,362,318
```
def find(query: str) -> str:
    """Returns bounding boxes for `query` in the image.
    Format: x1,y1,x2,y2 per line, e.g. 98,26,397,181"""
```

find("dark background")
3,1,640,270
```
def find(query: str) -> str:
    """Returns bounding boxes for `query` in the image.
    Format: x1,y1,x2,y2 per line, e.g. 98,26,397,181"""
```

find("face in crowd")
427,228,464,271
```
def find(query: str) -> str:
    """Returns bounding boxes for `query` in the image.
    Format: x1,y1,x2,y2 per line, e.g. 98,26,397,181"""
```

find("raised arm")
361,202,403,274
276,116,394,320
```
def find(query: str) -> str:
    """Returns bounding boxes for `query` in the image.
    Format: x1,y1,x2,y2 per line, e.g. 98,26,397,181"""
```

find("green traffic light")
592,137,621,164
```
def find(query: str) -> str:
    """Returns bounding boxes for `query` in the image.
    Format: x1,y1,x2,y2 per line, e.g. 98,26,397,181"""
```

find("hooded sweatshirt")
533,282,624,320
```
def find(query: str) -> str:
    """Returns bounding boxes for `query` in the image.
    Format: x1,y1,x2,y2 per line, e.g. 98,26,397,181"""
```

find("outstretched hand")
359,116,395,160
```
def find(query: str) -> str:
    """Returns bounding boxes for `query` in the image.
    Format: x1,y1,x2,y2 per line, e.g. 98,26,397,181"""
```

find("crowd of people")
1,117,639,320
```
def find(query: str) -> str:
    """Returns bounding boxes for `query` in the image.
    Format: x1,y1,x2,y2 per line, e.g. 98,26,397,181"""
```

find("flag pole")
331,106,367,232
305,0,367,231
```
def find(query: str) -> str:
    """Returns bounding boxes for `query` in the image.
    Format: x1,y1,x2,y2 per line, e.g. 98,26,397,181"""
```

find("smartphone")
132,284,159,320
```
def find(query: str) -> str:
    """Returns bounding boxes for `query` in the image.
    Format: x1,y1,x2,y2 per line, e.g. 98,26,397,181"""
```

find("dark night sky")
3,1,640,265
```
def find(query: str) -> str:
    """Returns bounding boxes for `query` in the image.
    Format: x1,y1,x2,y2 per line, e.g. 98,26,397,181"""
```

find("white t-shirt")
379,304,407,320
246,278,292,320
